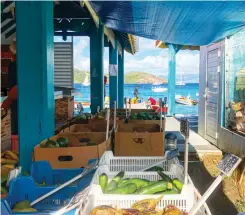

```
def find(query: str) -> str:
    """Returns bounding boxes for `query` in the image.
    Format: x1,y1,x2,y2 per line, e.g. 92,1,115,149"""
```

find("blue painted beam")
118,50,124,108
167,44,182,116
16,1,54,171
90,24,104,113
109,41,118,108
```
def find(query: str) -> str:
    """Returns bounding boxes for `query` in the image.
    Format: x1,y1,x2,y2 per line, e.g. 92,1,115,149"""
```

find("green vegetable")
99,173,108,193
1,174,8,184
56,137,69,147
107,183,137,194
45,139,59,148
146,166,164,171
13,200,31,209
112,171,125,183
173,178,183,191
118,178,130,187
118,178,149,189
154,188,179,194
1,186,8,194
136,181,172,194
105,180,118,193
157,171,173,182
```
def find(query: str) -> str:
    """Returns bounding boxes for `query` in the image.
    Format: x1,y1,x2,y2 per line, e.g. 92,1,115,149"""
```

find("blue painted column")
109,41,118,108
16,1,54,171
90,24,104,113
118,50,124,108
167,44,182,116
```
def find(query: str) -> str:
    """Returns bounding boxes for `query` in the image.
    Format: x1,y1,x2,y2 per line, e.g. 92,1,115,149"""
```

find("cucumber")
118,178,130,187
108,183,137,194
173,178,183,191
118,178,149,189
105,180,117,193
112,171,124,183
136,181,173,194
157,171,173,182
99,173,108,193
154,189,179,194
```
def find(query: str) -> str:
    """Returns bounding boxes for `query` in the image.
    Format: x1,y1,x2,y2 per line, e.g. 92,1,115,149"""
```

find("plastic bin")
2,175,94,214
11,135,18,151
80,185,211,215
98,151,179,172
30,161,85,186
89,165,196,212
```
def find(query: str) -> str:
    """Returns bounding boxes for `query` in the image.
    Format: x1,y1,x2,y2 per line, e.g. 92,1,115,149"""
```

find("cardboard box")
61,124,113,133
115,124,164,156
34,132,110,169
113,109,155,113
117,118,166,127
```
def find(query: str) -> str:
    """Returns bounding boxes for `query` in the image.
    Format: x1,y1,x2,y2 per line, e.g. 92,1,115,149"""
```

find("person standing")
1,40,18,135
134,86,139,99
104,76,107,98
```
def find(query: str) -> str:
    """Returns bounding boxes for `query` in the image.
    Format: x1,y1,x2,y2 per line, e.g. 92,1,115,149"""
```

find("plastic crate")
2,174,94,214
98,151,179,172
89,165,196,212
30,161,84,185
80,185,209,215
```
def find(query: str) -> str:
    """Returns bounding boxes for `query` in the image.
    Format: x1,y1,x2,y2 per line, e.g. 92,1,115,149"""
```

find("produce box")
115,124,164,156
34,132,110,169
84,165,196,213
80,185,210,215
61,124,113,133
99,151,178,172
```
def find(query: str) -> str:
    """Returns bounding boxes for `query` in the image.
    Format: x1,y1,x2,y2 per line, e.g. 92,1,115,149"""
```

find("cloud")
72,37,200,81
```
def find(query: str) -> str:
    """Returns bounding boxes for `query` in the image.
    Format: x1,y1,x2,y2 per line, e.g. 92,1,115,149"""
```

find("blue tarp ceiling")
90,1,245,46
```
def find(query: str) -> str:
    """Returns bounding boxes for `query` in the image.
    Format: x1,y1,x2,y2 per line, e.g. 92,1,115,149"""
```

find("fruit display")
11,200,37,212
99,171,183,195
90,197,187,215
1,150,19,198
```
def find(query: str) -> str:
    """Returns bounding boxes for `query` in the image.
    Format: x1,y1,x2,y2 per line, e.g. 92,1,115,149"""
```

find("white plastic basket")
99,151,179,172
88,165,195,212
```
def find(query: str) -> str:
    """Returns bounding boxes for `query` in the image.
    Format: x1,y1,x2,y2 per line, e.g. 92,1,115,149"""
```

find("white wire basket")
98,151,179,172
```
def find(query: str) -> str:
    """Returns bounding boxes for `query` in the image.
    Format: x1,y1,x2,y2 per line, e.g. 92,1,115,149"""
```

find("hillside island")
74,68,167,84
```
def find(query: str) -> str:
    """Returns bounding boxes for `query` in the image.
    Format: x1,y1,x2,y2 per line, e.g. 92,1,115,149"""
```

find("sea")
74,83,199,116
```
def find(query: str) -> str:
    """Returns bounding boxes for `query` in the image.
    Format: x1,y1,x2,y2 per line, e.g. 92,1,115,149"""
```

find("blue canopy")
90,1,245,46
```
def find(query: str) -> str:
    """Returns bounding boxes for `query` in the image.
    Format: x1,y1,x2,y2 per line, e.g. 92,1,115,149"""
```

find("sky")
54,36,200,82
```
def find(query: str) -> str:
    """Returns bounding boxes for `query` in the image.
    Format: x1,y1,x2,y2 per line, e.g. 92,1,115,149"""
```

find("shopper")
1,40,18,135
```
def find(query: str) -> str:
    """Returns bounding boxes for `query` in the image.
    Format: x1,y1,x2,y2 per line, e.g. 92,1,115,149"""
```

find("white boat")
176,71,185,86
152,86,168,92
176,81,186,86
175,94,197,105
82,75,90,86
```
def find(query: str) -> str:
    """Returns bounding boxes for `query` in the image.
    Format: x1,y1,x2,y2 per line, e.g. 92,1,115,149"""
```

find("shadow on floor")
188,161,238,215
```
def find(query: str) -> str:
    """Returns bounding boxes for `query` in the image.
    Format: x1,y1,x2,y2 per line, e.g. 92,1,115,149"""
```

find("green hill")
124,72,167,84
74,68,167,84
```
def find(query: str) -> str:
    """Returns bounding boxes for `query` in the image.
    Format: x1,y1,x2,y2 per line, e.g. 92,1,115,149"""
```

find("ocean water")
74,83,199,115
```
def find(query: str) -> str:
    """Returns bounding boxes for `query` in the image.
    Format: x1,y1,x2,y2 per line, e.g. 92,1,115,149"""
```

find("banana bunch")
1,150,19,171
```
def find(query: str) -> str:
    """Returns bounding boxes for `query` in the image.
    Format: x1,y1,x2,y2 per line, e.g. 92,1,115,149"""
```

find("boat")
176,71,185,86
176,81,186,86
82,75,90,86
175,94,198,105
152,86,168,92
